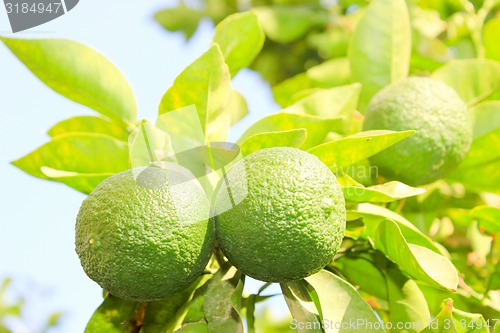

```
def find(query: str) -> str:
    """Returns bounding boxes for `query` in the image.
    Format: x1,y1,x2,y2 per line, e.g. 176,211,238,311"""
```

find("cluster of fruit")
75,76,471,302
76,147,346,301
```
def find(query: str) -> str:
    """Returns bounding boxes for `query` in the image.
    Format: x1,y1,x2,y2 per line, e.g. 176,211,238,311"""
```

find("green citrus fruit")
75,166,214,301
363,77,472,186
214,147,346,282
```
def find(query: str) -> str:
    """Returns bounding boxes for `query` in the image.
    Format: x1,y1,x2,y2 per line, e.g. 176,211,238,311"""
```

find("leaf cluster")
2,0,500,331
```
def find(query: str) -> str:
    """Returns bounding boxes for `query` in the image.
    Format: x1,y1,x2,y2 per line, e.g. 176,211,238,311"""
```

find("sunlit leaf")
272,58,351,107
422,299,489,333
39,168,114,195
385,267,430,332
305,270,385,333
280,280,323,333
47,116,130,141
306,58,352,89
213,12,265,76
348,203,443,254
11,133,129,194
483,18,500,62
229,91,249,126
449,102,500,186
470,101,500,139
374,220,459,290
159,44,232,142
284,84,361,132
128,119,174,170
253,6,326,43
154,5,202,40
335,254,388,300
308,130,415,169
84,295,144,333
0,37,137,125
432,59,500,105
458,128,500,169
240,129,307,156
471,206,500,234
343,181,426,203
348,0,412,110
452,308,489,333
447,158,500,194
238,112,344,149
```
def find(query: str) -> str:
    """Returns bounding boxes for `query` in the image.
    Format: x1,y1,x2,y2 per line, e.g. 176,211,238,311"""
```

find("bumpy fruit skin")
363,77,472,186
75,166,214,301
214,147,346,283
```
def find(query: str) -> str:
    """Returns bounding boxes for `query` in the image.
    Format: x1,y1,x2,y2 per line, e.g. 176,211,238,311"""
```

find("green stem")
458,0,495,58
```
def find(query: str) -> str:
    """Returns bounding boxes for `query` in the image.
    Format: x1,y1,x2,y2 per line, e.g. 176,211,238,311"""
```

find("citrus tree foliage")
0,278,61,333
2,0,500,331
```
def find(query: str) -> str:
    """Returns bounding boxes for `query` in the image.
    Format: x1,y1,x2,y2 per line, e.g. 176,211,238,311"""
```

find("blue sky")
0,0,283,331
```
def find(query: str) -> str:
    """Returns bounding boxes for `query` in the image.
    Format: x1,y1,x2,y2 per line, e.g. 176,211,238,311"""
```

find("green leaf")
11,133,129,194
272,58,352,107
308,130,415,169
84,295,144,333
306,58,352,88
229,91,249,126
38,168,115,195
284,84,361,132
422,299,457,333
175,322,208,333
154,5,202,40
253,6,326,43
181,288,206,324
0,37,137,125
385,267,431,332
237,113,344,149
452,308,489,333
447,158,500,194
422,299,489,333
159,44,232,142
335,254,388,300
348,203,443,254
432,59,500,105
348,0,412,110
450,102,500,183
203,262,244,333
471,206,500,234
483,18,500,62
305,270,385,333
213,12,265,76
343,181,426,203
128,119,174,170
141,275,212,333
47,116,130,141
281,280,323,333
287,83,361,117
239,129,307,156
457,128,500,169
374,219,458,291
470,101,500,139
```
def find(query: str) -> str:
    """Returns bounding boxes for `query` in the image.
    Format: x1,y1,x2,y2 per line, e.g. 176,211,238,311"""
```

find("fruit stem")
131,302,148,333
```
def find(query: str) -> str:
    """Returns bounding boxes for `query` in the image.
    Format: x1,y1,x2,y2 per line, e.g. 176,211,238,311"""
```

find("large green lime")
363,77,472,186
214,147,346,282
75,166,214,301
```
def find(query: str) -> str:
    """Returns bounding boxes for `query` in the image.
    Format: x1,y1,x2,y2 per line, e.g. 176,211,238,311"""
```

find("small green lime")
214,147,346,283
75,166,214,301
363,77,472,186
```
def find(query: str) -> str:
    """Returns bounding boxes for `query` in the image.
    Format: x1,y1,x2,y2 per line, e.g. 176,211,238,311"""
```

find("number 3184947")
5,2,63,14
